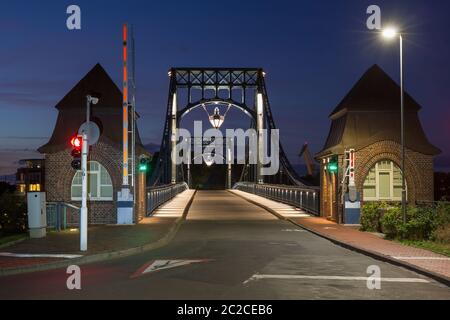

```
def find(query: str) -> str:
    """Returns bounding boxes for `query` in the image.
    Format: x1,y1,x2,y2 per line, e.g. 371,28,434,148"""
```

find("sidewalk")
0,189,195,276
231,189,450,284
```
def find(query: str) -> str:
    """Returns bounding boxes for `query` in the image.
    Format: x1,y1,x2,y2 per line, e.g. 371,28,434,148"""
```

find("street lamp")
381,26,407,223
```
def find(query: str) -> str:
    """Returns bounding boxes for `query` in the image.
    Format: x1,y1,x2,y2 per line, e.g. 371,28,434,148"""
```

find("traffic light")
327,156,339,173
139,157,148,172
70,135,82,170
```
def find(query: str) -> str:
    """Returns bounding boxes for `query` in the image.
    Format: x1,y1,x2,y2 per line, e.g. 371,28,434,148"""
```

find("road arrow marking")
131,259,212,278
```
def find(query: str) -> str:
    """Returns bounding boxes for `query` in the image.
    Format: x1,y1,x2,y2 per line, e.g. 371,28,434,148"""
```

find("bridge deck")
187,190,277,221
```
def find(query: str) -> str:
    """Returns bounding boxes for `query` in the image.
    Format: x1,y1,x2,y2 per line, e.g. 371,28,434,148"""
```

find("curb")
0,190,197,277
231,190,450,287
0,236,28,250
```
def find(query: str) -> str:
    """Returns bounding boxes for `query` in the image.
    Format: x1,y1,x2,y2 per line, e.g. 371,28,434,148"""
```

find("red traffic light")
70,136,82,149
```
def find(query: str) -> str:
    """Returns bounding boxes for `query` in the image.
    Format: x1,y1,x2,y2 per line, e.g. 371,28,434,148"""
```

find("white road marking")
0,252,83,259
393,257,450,261
131,259,212,278
269,242,299,246
243,274,430,285
282,229,305,232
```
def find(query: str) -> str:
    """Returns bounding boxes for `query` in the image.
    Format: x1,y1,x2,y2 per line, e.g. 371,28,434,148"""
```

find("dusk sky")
1,0,450,175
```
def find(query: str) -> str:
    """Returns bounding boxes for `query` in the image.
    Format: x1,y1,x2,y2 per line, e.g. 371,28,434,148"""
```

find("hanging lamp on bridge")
204,153,214,167
209,107,225,129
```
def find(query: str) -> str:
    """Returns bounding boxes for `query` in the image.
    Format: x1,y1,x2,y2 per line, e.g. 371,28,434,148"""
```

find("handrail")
46,202,80,231
233,182,320,216
146,182,189,216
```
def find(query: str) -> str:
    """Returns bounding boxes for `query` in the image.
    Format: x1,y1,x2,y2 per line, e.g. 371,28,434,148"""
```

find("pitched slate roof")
329,64,421,118
38,63,148,155
317,64,441,157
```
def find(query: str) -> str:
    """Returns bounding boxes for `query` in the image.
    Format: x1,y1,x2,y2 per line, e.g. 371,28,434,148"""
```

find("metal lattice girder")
149,67,310,188
173,68,262,89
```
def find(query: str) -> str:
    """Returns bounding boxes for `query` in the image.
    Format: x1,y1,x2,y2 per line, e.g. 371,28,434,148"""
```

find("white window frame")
71,161,113,201
363,160,406,202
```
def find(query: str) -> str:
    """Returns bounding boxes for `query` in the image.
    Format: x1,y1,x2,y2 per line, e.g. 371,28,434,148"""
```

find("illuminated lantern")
209,107,225,129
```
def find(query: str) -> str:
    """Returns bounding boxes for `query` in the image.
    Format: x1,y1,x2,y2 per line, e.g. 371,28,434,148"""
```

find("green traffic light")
327,156,339,173
139,164,148,172
327,163,338,172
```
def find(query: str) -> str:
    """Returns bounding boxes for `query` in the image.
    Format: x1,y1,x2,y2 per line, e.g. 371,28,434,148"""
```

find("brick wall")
319,140,435,222
355,140,434,204
45,139,144,225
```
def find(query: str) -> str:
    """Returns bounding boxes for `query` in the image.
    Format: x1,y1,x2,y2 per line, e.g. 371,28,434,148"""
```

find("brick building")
38,64,149,225
316,65,441,223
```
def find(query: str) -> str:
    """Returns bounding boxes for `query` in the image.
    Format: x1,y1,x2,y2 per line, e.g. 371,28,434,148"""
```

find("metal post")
122,23,129,187
117,23,134,225
256,92,264,184
80,131,88,252
171,92,178,184
186,137,191,188
187,162,191,188
227,143,232,189
400,35,407,223
86,96,91,135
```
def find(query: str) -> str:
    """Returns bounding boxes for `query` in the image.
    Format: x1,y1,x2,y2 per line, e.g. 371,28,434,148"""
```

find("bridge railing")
146,182,189,216
233,182,320,216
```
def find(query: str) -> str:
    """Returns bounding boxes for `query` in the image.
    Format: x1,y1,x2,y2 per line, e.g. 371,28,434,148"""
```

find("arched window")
363,160,406,201
71,161,113,201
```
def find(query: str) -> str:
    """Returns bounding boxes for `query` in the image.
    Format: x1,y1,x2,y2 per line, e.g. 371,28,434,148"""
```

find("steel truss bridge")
147,68,319,216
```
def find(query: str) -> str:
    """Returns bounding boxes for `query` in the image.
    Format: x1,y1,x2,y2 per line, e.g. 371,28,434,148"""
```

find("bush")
403,206,435,241
0,193,27,235
434,202,450,227
432,202,450,243
360,202,386,232
380,205,440,241
433,225,450,244
380,205,404,239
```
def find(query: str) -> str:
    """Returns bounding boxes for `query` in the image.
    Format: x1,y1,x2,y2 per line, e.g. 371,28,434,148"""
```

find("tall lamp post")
382,27,407,223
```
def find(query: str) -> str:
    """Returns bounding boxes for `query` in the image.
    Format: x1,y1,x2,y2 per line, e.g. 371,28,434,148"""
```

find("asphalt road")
0,191,449,300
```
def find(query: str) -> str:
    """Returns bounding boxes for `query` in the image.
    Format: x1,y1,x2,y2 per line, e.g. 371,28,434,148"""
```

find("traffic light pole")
80,131,88,252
